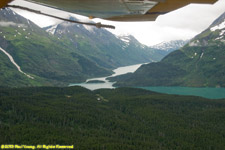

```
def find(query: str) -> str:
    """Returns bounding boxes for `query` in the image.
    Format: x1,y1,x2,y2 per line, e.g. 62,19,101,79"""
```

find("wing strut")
6,4,115,29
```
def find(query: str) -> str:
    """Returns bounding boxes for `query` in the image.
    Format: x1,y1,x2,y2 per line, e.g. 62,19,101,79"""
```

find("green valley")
0,8,166,87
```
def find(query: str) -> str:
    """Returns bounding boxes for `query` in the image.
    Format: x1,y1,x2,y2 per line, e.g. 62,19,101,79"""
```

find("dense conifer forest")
1,86,225,149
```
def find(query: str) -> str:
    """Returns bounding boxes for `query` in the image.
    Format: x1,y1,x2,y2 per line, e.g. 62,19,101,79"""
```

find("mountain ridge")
110,11,225,87
150,40,189,52
43,16,169,68
0,8,169,87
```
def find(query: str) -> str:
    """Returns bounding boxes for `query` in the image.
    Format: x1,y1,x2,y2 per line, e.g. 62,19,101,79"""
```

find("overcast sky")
10,0,225,46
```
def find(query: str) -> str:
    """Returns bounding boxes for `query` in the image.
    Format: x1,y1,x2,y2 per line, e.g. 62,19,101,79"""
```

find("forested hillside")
110,11,225,87
0,8,166,87
0,86,225,149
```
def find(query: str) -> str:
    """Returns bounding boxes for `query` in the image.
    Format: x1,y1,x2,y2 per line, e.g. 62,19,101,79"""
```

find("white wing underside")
25,0,159,18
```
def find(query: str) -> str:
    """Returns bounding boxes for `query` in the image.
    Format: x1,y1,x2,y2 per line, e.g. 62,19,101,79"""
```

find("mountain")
0,9,166,87
0,8,115,87
110,12,225,87
150,40,189,52
44,17,167,67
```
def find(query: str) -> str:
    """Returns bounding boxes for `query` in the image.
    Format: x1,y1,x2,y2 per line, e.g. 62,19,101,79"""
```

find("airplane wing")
1,0,13,8
1,0,218,21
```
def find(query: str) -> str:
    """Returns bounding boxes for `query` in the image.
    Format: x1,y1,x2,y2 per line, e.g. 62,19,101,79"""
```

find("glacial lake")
69,63,143,90
70,63,225,99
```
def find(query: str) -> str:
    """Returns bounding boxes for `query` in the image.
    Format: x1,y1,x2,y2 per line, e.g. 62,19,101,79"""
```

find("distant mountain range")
43,18,168,67
0,8,170,87
110,11,225,87
150,40,189,52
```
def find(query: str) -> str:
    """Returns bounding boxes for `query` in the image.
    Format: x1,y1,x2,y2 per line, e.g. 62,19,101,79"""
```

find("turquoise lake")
70,63,225,99
139,86,225,99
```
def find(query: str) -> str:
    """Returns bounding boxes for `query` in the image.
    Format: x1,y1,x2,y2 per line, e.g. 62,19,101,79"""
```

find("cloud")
155,0,225,31
10,0,225,46
0,21,26,27
0,21,17,27
93,0,225,45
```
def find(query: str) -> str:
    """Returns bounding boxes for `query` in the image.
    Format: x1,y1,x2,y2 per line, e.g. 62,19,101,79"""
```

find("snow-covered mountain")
209,12,225,42
188,11,225,47
117,35,132,49
45,17,144,49
44,16,170,64
209,11,225,31
150,40,189,52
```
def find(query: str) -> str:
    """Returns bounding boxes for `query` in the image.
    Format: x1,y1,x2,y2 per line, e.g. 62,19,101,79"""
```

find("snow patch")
200,53,204,59
120,38,130,43
141,44,145,49
0,47,34,79
83,25,95,33
220,30,225,36
46,25,58,35
122,45,128,50
119,36,131,49
215,36,223,40
0,21,26,28
119,36,131,44
210,19,225,31
150,40,187,51
57,30,62,34
189,40,200,47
